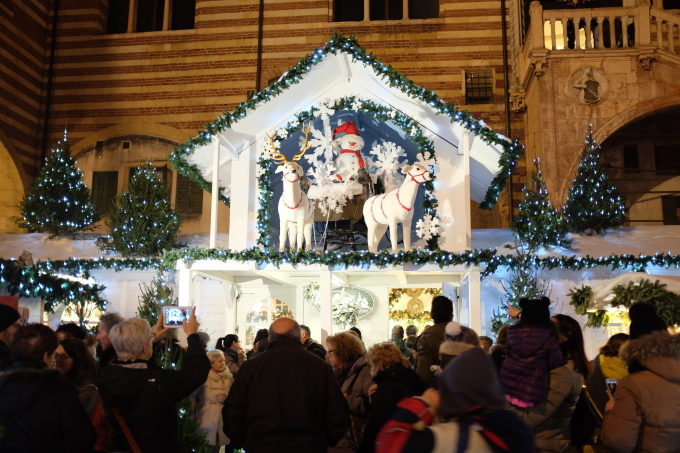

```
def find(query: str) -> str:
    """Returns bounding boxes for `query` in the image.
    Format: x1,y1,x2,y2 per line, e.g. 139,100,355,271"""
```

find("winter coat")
600,332,680,453
340,355,374,417
77,381,99,415
414,322,447,387
376,397,534,453
358,364,425,453
389,338,412,360
224,347,246,377
223,338,349,453
98,333,210,453
0,339,13,371
511,360,583,453
0,361,96,452
304,338,328,361
195,368,233,446
586,353,628,415
500,326,563,405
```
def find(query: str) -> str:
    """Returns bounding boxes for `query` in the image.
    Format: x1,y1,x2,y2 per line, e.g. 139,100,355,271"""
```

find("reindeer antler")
266,130,288,165
292,122,312,161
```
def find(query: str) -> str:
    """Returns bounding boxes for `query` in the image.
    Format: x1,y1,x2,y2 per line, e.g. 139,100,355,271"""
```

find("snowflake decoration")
256,165,267,177
351,101,362,111
415,214,440,240
370,141,406,191
315,103,335,122
278,128,289,139
304,122,335,164
416,151,436,169
410,126,419,137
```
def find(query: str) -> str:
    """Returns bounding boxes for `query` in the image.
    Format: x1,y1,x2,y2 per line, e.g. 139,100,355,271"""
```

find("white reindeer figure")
268,125,314,251
362,162,432,253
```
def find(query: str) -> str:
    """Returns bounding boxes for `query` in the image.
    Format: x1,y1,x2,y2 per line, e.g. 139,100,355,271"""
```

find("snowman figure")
332,121,368,182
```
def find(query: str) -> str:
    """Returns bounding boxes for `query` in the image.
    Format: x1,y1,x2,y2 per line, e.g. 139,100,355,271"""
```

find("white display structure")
173,42,514,343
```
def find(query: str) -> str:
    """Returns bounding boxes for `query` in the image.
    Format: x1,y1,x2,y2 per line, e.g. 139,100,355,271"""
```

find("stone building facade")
1,0,679,233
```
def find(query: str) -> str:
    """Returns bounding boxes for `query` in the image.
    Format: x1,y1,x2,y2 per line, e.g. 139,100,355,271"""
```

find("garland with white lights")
255,96,440,249
169,32,522,210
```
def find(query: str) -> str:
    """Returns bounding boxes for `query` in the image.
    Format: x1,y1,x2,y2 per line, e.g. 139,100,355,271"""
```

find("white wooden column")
462,269,482,333
462,130,473,249
209,140,220,248
319,270,333,347
176,260,193,306
228,143,256,250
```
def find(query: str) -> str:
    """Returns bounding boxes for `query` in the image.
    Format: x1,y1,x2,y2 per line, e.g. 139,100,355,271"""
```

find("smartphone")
606,378,618,394
163,306,191,328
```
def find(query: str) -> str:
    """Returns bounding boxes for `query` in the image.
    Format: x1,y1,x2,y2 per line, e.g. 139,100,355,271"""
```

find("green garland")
169,32,521,210
256,96,439,249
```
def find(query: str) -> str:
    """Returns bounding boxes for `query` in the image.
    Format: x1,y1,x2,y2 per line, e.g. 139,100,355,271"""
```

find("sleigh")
311,182,372,250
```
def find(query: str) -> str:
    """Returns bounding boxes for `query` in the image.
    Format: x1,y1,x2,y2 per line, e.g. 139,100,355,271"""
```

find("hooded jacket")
600,332,680,453
0,361,95,452
500,326,563,405
98,333,210,453
358,364,425,453
414,322,447,387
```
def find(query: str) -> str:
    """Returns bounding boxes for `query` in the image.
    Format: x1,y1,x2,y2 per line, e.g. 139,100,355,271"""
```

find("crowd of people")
0,295,678,453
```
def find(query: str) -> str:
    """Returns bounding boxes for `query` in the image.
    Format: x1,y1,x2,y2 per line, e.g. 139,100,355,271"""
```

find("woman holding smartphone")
600,331,680,453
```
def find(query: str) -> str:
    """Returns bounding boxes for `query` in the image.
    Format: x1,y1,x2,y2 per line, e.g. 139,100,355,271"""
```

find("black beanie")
629,301,667,340
0,304,21,333
518,297,551,326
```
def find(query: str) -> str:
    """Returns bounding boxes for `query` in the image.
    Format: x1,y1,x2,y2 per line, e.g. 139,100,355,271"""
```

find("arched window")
244,298,294,346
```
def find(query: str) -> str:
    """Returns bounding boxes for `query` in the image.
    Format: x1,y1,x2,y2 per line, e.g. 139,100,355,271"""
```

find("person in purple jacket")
500,297,563,407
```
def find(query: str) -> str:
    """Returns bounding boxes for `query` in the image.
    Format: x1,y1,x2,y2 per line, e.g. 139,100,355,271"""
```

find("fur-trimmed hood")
620,331,680,383
439,339,476,357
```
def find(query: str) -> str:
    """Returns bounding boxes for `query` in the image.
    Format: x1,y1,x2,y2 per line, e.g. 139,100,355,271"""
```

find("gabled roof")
170,33,521,208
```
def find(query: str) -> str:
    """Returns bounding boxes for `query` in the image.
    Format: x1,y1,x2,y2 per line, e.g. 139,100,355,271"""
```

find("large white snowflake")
415,214,441,240
304,122,335,164
315,103,335,122
370,141,406,191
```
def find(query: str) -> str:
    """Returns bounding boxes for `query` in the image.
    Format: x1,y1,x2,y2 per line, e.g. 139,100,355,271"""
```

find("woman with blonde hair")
194,349,233,452
327,330,373,452
359,342,425,453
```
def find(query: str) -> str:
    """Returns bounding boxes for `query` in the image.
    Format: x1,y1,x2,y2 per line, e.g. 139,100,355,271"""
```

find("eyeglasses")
327,349,335,355
54,353,71,361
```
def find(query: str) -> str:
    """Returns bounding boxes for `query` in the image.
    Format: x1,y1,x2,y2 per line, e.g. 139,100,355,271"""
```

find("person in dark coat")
300,324,327,361
359,342,425,453
223,317,349,453
0,323,95,452
0,304,21,371
414,296,453,387
98,309,210,453
500,297,563,407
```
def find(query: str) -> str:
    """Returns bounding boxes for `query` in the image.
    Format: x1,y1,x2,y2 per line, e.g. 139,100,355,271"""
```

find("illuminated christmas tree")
564,128,627,235
511,158,571,251
97,163,181,257
16,132,99,238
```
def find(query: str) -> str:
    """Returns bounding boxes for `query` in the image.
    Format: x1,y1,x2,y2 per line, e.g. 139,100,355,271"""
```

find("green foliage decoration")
563,127,627,235
97,163,182,257
568,279,680,329
511,159,571,251
15,132,100,238
169,32,522,210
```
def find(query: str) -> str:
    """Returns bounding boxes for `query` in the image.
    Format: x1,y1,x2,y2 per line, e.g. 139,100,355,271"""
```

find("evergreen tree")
97,163,181,257
490,247,551,333
136,275,211,453
511,158,571,251
16,132,99,238
564,128,627,235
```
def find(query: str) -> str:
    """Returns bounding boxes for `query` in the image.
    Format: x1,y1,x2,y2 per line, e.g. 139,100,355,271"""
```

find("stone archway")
70,123,189,157
0,133,29,233
557,95,680,207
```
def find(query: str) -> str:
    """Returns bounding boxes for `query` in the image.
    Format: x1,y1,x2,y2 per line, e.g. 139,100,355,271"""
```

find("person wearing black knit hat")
376,347,535,452
628,300,667,340
0,304,21,371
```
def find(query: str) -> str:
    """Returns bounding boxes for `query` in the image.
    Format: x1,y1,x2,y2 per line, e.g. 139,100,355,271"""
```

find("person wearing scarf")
375,347,534,453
